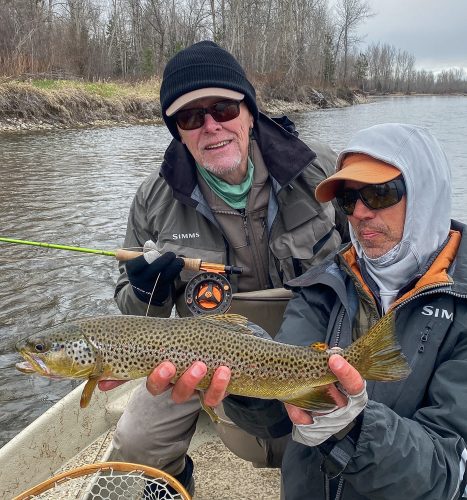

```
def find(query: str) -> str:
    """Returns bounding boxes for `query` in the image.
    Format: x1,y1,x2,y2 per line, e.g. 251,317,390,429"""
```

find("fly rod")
0,237,242,275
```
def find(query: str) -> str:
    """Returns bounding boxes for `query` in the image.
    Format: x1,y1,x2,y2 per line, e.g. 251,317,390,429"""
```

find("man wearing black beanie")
104,40,346,495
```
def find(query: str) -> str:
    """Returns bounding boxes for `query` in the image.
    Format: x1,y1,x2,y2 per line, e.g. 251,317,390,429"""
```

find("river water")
1,95,466,448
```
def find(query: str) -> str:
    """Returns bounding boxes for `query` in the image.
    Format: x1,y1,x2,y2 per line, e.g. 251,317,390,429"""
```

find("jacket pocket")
270,203,335,261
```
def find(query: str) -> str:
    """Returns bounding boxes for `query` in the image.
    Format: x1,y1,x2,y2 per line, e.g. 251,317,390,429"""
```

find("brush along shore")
0,78,368,133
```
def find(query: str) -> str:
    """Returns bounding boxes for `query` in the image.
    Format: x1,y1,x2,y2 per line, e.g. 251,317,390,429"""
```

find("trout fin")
349,311,411,381
80,376,99,408
79,342,104,408
197,392,220,423
204,314,249,325
310,342,329,352
283,386,337,411
198,393,237,427
203,314,254,335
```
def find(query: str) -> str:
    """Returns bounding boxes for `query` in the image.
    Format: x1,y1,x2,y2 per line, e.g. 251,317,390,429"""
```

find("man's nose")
202,112,222,132
351,199,375,219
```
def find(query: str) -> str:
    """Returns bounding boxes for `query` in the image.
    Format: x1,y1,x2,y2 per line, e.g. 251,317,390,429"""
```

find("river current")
1,95,466,447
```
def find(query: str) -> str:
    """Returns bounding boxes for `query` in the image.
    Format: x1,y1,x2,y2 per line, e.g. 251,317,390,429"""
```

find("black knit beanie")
160,41,258,140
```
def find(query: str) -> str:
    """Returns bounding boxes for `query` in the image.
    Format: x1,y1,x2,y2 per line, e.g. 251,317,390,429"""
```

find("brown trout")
16,313,410,409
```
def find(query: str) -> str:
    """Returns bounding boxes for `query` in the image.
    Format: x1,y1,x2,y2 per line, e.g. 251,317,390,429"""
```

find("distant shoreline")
0,79,370,133
2,79,464,134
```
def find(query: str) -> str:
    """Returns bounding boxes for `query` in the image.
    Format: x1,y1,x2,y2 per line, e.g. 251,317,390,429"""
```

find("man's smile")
204,139,232,150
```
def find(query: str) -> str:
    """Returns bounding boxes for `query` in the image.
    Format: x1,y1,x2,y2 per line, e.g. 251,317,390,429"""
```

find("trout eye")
29,338,50,352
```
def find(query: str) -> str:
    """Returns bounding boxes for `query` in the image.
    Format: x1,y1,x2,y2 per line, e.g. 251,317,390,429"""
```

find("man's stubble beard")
202,155,242,178
354,221,399,259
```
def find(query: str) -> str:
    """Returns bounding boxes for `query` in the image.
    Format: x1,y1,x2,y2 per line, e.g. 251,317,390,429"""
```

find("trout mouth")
16,352,53,377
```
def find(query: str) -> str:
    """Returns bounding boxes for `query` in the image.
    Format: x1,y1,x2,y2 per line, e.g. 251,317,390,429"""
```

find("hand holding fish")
146,361,231,407
286,354,368,447
285,354,364,424
98,360,231,408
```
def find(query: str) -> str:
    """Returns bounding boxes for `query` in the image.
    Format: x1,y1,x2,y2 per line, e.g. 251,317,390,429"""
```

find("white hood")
338,123,452,311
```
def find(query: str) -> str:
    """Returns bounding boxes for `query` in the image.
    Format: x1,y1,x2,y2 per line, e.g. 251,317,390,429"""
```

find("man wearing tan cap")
172,123,467,498
101,40,347,494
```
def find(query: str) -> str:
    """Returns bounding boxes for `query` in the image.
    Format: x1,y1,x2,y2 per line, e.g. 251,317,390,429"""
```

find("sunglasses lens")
360,184,400,210
175,109,204,130
210,101,241,122
336,190,357,215
175,100,241,130
337,178,405,215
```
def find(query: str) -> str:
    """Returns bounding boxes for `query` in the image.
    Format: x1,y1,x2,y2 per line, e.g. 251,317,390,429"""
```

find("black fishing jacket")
224,220,467,500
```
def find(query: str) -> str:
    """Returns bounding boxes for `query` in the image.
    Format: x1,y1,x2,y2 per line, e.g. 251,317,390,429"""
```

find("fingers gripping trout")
16,313,410,409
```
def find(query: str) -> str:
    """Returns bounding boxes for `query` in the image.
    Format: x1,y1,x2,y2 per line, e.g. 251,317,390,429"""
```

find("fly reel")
113,242,242,316
185,271,234,315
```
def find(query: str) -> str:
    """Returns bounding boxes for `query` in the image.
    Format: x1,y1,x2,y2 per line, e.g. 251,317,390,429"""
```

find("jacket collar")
160,112,317,205
286,221,467,307
341,221,467,309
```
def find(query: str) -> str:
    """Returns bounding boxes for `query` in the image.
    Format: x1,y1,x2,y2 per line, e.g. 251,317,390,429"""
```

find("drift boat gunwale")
0,379,140,498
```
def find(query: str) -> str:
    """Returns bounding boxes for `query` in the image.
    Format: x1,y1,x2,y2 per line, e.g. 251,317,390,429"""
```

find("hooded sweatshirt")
337,123,452,312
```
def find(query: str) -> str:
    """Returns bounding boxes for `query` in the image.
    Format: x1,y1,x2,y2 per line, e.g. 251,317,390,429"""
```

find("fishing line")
146,273,161,317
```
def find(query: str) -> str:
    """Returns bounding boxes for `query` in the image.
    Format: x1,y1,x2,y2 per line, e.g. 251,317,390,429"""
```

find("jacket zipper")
335,477,345,500
333,308,345,347
323,308,346,500
261,216,267,240
392,283,467,311
240,209,250,245
237,208,269,289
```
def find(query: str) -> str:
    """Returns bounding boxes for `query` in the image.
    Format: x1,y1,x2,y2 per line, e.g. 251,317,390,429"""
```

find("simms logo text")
421,305,453,321
172,232,200,240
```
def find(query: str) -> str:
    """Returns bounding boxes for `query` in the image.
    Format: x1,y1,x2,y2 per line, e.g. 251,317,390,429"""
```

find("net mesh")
14,462,190,500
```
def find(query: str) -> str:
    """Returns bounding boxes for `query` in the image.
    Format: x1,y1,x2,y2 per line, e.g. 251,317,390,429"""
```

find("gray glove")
292,383,368,447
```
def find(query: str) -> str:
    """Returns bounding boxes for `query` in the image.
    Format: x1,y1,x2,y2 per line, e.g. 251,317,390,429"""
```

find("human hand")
286,354,367,446
126,252,184,305
98,362,231,404
146,361,231,406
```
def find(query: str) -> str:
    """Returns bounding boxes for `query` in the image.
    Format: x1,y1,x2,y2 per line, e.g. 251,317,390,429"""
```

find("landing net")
13,461,191,500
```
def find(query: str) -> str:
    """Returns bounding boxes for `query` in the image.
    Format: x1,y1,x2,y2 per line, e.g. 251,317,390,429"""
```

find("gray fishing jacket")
115,113,344,317
224,220,467,499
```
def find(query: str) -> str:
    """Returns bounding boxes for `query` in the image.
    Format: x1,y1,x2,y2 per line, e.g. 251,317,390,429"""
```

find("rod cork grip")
182,257,202,271
115,249,144,261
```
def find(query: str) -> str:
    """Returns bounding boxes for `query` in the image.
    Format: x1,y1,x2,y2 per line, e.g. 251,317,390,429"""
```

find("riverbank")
0,78,368,132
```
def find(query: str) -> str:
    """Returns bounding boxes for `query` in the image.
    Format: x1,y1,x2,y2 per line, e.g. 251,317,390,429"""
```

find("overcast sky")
357,0,467,72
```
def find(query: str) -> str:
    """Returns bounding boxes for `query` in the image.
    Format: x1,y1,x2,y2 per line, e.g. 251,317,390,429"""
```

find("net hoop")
13,461,191,500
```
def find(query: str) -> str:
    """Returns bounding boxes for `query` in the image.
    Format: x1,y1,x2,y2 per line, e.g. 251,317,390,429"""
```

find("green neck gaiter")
196,158,254,209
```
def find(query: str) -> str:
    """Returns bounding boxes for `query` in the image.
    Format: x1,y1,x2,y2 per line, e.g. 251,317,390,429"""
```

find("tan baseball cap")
315,153,401,202
166,88,245,116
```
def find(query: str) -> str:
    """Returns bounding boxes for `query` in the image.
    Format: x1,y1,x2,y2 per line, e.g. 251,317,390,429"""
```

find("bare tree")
334,0,373,83
0,0,464,94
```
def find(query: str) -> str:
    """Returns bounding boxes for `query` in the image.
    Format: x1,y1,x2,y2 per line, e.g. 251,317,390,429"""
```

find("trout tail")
349,311,411,381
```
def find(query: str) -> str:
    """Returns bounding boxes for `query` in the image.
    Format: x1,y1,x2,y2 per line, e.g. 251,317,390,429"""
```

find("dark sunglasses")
336,176,406,215
175,99,241,130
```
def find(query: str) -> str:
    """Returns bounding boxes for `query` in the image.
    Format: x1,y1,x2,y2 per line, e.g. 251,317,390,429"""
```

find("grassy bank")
0,78,366,132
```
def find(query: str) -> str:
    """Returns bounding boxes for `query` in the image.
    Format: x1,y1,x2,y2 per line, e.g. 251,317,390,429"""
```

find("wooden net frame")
13,461,191,500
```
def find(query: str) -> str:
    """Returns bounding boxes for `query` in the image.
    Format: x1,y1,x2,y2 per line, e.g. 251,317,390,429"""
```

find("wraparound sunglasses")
175,99,242,130
336,176,406,215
